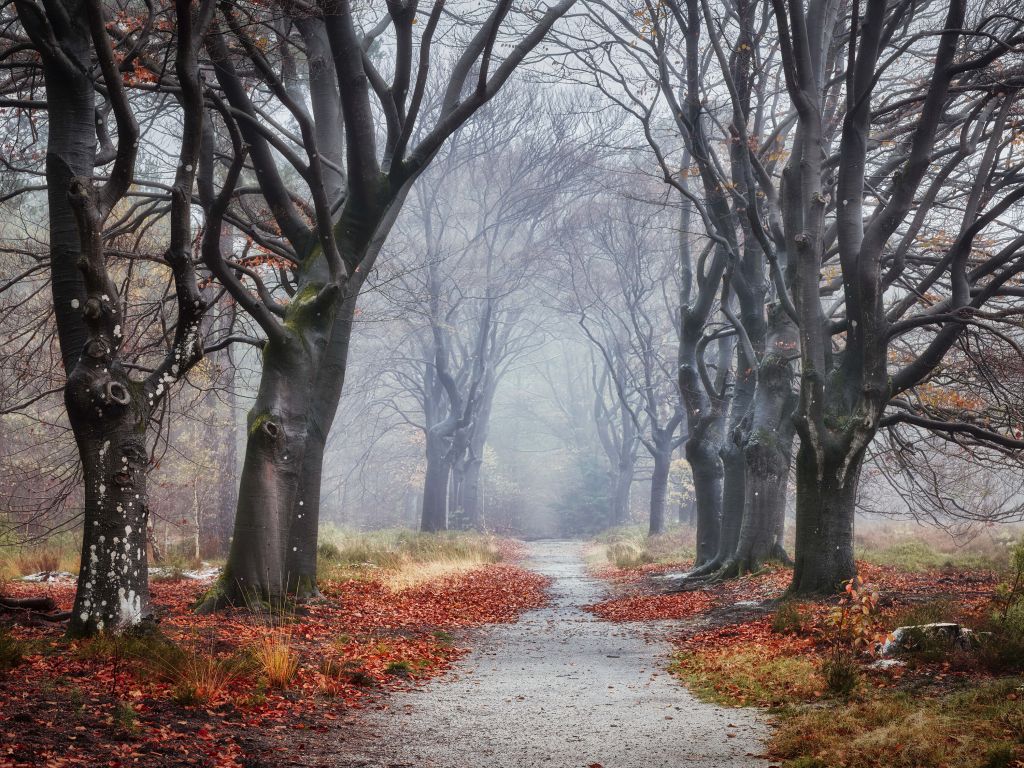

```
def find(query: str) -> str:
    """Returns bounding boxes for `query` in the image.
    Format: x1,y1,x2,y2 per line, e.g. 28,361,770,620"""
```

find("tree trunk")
715,434,746,562
789,441,860,594
611,457,634,526
717,310,798,578
421,435,450,532
66,378,154,637
283,293,359,597
203,310,331,609
648,449,671,536
686,430,723,565
461,455,485,530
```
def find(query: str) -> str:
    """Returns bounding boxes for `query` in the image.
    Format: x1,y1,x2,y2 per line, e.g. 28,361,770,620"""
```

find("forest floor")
318,539,768,768
0,539,552,767
4,533,1020,767
586,532,1024,768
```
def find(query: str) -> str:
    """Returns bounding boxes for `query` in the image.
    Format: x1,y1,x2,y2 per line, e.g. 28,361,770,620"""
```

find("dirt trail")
328,540,769,768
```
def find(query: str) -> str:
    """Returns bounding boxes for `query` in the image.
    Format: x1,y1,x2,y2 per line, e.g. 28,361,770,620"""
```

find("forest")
1,0,1024,766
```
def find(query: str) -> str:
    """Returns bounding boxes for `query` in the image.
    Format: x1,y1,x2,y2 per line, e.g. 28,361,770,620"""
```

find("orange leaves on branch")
827,576,881,652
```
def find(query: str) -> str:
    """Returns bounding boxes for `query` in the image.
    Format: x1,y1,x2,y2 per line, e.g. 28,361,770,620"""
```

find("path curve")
330,540,769,768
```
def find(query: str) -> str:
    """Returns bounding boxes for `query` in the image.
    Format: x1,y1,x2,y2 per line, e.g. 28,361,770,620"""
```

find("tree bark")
66,383,154,637
685,424,724,564
204,286,337,608
421,434,451,533
648,448,671,536
283,292,359,597
611,456,635,526
789,440,860,594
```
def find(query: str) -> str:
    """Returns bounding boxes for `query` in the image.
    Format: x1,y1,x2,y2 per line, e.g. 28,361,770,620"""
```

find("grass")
111,701,138,734
316,527,503,589
772,601,811,635
0,625,28,675
594,525,696,569
0,532,80,579
855,524,1018,572
671,647,824,708
253,627,299,689
156,646,249,705
79,632,251,706
771,678,1024,768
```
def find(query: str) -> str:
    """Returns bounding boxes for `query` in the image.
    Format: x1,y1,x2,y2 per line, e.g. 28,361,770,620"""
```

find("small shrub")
827,576,881,651
0,627,27,674
983,745,1016,768
112,701,138,733
771,601,807,635
821,649,860,696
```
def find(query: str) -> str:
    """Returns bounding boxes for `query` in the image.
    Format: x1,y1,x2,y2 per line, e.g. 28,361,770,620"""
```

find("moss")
247,410,273,438
283,282,327,334
193,574,232,613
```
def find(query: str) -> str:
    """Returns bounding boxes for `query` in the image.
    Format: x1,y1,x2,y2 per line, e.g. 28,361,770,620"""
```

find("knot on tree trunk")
85,339,109,359
104,380,131,406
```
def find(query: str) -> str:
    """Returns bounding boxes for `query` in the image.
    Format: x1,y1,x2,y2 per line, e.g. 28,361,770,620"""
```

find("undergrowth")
316,527,503,588
595,525,696,569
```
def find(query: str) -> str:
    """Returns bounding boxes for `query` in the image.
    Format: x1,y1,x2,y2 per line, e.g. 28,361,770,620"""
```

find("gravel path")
328,540,769,768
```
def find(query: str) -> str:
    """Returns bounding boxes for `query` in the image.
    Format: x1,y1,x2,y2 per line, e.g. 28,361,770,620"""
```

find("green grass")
0,626,28,675
854,525,1017,573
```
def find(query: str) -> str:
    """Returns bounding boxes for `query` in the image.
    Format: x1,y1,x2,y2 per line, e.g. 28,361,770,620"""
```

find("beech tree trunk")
461,455,485,530
686,427,724,564
206,284,338,608
790,441,860,594
611,457,635,526
66,381,154,637
706,365,756,573
421,434,451,533
648,448,672,536
283,293,359,597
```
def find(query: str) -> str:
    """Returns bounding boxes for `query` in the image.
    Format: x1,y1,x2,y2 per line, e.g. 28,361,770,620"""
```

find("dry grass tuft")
253,628,299,689
594,525,696,570
317,528,503,590
143,641,247,705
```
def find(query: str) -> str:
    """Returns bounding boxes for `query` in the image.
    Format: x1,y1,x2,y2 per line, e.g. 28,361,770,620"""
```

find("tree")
200,1,579,608
13,0,230,634
569,190,688,536
768,0,1024,592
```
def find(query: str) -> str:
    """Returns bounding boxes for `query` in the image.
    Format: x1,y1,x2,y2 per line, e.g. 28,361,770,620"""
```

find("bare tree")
11,0,231,634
